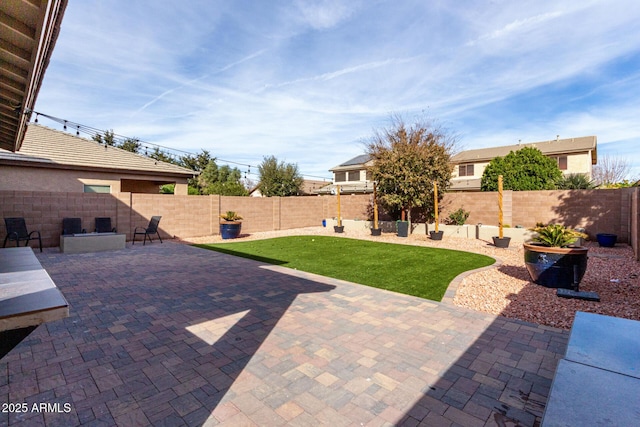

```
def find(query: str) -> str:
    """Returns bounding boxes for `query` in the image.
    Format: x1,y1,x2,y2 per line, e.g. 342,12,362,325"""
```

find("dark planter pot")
430,231,443,240
334,225,344,233
220,222,242,239
370,228,381,236
492,236,511,248
523,242,588,289
596,233,617,247
397,221,409,237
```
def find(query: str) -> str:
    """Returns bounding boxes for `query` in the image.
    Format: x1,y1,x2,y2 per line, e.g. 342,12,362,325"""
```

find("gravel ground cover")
180,226,640,330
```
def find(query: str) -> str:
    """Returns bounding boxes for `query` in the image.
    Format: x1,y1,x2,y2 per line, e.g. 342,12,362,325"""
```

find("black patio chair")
95,217,116,233
62,218,86,235
3,217,42,252
133,216,162,245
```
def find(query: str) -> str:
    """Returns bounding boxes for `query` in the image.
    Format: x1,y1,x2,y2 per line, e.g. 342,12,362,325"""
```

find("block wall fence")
0,188,638,260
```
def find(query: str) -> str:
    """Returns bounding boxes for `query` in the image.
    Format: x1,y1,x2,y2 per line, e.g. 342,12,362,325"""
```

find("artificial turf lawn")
195,236,495,301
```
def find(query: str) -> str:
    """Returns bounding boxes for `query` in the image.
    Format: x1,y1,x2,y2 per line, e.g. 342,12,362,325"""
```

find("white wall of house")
451,151,594,183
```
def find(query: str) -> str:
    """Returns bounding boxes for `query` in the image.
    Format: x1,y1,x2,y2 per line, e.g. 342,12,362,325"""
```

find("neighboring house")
324,136,598,193
302,179,332,195
0,124,196,195
250,179,331,197
450,136,598,191
316,154,374,194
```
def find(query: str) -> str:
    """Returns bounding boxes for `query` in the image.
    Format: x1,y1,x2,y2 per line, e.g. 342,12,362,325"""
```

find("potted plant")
596,233,617,247
429,181,443,240
523,223,588,289
371,182,381,236
492,175,511,248
334,185,344,233
219,211,243,239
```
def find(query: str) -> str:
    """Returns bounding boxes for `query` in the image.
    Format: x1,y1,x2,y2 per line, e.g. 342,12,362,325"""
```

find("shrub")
446,208,470,225
220,211,242,221
555,173,595,189
530,224,587,247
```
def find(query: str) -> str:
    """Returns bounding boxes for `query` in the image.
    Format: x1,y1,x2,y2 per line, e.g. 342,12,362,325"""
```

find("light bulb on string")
76,125,80,136
35,114,39,123
63,120,67,130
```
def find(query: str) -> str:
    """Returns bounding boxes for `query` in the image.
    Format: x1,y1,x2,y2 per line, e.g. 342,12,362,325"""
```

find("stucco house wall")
0,124,193,195
0,165,188,194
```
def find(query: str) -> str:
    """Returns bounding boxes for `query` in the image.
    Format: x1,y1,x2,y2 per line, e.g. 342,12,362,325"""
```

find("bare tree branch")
592,155,631,186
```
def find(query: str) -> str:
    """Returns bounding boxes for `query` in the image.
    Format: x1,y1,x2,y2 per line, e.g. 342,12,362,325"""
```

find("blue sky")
34,0,640,181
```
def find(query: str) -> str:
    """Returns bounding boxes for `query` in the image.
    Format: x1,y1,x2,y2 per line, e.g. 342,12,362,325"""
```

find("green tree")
199,161,248,196
179,150,212,172
92,130,116,146
481,147,562,191
179,150,213,194
147,147,178,164
257,155,304,197
365,115,456,227
119,137,141,153
160,184,175,194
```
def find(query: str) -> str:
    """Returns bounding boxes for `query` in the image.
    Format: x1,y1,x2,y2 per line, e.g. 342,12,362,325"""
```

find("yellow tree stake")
433,181,439,232
498,175,504,238
336,185,342,227
373,182,379,229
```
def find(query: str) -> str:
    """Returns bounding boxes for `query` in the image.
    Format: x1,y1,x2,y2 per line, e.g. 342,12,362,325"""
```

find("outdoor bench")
0,247,69,359
541,311,640,426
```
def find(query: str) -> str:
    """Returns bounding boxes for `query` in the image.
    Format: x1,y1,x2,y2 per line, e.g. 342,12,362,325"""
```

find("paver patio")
1,242,568,426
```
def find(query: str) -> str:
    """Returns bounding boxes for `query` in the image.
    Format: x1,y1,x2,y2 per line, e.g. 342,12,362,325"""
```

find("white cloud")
33,0,640,179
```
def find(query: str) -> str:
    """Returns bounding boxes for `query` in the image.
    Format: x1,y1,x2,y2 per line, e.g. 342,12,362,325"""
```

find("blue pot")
220,222,242,239
596,233,617,247
524,243,588,289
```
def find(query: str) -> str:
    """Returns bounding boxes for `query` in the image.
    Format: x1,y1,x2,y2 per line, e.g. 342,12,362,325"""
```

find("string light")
27,110,332,181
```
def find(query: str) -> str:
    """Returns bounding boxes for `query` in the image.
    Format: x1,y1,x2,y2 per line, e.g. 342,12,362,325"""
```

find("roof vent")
556,135,559,142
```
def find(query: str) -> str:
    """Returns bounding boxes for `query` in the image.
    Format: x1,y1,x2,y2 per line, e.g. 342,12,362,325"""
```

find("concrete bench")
0,247,69,358
541,311,640,426
60,232,126,254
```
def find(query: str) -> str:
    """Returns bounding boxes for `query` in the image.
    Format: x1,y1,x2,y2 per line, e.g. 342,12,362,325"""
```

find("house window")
348,171,360,181
84,184,111,193
458,164,474,177
334,172,346,182
557,156,568,170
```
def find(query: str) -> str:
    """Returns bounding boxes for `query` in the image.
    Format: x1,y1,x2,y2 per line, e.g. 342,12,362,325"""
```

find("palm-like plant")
530,224,587,247
220,211,242,221
555,173,595,189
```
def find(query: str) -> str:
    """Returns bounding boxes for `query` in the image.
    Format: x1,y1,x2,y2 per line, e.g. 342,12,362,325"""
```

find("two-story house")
320,136,598,193
450,136,597,191
317,154,374,194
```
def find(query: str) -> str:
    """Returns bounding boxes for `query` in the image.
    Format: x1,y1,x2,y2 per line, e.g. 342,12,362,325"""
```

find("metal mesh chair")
3,217,42,252
95,217,116,233
133,216,162,245
62,218,86,235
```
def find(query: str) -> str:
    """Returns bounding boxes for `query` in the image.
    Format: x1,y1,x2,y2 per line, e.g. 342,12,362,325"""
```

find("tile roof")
330,154,372,171
452,136,597,163
0,124,195,177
